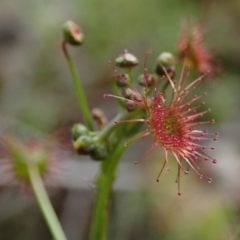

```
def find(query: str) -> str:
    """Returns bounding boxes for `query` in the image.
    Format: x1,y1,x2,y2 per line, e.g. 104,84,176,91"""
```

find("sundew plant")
1,20,220,240
64,21,219,240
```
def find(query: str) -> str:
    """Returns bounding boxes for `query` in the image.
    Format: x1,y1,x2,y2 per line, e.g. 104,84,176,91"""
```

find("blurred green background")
0,0,240,239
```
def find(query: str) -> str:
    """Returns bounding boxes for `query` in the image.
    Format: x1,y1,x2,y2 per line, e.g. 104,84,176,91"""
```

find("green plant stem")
126,69,133,83
111,81,125,108
89,143,127,240
90,108,144,240
97,110,139,141
27,163,67,240
62,41,94,131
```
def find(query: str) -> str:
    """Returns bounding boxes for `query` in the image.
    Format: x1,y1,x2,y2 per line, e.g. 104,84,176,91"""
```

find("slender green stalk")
27,163,67,240
111,81,125,108
62,41,94,131
97,109,141,141
126,69,133,83
89,143,128,240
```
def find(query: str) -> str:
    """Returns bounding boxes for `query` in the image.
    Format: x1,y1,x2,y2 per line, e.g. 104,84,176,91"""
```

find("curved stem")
27,163,67,240
97,112,127,141
97,109,140,142
62,41,94,131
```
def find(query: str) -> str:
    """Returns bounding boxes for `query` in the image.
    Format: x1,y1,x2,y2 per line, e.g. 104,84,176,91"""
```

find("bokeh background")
0,0,240,239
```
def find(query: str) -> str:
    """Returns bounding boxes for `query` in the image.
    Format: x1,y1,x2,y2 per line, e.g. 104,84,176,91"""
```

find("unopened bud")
115,74,129,88
62,20,84,46
138,74,155,87
72,124,89,141
122,88,141,102
155,52,176,78
73,135,95,155
157,52,175,67
115,50,139,69
92,108,107,130
156,65,176,79
90,143,108,160
122,88,134,99
124,101,137,112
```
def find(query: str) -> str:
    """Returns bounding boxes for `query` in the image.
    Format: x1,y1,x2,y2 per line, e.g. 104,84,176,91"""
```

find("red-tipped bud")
62,20,85,46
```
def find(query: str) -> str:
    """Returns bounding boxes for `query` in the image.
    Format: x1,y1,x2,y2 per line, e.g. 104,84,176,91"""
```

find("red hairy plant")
105,55,218,195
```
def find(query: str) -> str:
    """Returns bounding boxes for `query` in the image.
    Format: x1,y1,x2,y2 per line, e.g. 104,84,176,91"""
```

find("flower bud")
157,52,175,67
122,88,141,102
72,124,89,141
90,143,108,160
156,66,176,79
155,52,176,78
92,108,107,130
124,101,137,112
115,74,129,88
138,74,155,87
122,88,134,99
62,20,84,46
73,135,95,155
115,50,139,69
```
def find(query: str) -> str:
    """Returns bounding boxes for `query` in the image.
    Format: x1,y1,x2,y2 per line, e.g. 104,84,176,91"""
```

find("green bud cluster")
113,50,159,112
72,124,108,160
